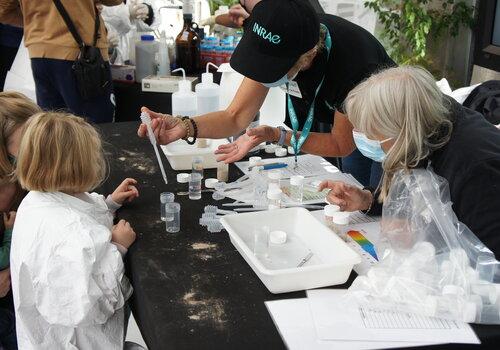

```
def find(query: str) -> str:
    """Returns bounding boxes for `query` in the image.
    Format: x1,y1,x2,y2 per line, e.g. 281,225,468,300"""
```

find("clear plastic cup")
165,202,180,233
192,156,204,179
160,192,175,221
253,226,270,260
189,173,203,200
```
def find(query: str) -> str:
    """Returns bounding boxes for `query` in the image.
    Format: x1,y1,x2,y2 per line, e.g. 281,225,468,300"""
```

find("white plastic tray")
161,139,228,170
221,208,361,294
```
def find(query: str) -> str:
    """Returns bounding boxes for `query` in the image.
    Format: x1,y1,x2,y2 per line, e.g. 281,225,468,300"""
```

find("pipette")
140,112,168,184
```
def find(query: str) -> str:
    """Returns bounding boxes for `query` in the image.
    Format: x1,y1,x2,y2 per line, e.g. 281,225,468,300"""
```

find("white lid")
290,175,304,186
462,302,477,323
249,156,262,167
332,212,350,225
442,284,465,296
275,147,287,157
324,204,340,216
268,183,280,191
205,178,219,188
288,146,295,154
267,188,282,200
269,230,287,244
265,144,277,153
177,173,190,183
268,170,282,180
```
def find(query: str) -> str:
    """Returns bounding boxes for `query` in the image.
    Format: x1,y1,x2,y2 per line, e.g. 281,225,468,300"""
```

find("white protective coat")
101,3,134,65
10,191,133,350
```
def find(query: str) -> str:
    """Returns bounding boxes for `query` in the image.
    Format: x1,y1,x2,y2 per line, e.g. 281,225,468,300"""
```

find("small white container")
275,147,287,157
267,188,282,210
249,156,262,167
324,204,340,228
267,170,282,187
217,161,229,182
161,138,228,170
331,212,350,240
220,208,361,293
290,175,304,203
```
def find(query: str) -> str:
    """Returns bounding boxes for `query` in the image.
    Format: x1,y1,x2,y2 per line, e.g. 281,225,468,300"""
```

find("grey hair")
345,66,453,201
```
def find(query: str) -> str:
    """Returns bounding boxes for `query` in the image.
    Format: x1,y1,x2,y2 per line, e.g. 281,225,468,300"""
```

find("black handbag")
52,0,110,100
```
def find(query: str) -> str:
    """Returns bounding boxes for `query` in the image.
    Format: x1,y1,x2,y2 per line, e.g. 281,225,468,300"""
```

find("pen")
248,162,288,171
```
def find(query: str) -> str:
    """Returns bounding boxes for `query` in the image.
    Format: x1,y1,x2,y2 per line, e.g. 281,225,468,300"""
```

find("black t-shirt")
285,14,396,129
369,100,500,257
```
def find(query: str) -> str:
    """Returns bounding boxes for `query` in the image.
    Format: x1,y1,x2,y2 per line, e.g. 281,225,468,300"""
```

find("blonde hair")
0,92,41,184
345,66,453,201
288,26,327,76
16,112,107,193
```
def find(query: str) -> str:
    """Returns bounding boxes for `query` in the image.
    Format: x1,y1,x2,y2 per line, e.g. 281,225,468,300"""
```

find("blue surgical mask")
352,131,392,163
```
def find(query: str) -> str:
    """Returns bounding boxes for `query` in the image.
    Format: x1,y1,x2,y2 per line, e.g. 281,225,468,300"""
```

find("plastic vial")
217,161,229,182
191,156,204,179
160,192,175,221
165,202,181,233
189,173,202,200
476,255,496,282
331,212,350,240
267,188,282,210
212,182,226,201
290,175,305,203
267,170,282,187
324,204,340,229
249,156,262,167
253,226,270,260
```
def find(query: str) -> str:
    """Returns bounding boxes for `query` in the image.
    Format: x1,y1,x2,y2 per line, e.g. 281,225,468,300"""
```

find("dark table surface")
98,121,499,350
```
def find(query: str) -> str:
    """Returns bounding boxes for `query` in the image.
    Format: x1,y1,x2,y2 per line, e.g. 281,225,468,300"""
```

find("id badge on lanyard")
289,23,332,164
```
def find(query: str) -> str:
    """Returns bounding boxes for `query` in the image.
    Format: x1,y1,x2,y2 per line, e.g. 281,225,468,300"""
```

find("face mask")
262,71,299,88
352,131,392,163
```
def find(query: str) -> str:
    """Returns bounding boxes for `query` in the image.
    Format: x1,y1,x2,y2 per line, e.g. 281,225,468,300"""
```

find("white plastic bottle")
158,31,171,76
135,34,159,82
171,68,197,117
195,62,220,115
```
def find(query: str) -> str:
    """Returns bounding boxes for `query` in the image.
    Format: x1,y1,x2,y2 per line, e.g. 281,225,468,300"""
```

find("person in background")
11,112,139,349
0,92,41,350
139,0,396,188
0,23,22,92
0,0,123,124
100,0,151,65
319,66,500,257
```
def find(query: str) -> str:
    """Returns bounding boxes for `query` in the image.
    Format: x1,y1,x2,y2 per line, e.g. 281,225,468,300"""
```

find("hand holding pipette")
140,112,168,185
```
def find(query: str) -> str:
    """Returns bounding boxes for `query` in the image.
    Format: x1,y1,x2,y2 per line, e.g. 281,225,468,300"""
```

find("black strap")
52,0,100,48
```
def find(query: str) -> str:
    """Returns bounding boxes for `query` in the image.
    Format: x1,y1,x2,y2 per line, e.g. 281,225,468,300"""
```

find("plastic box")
221,208,361,294
161,139,228,170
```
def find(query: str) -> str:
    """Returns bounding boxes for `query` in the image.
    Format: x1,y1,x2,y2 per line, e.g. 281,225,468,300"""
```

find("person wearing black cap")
138,0,395,187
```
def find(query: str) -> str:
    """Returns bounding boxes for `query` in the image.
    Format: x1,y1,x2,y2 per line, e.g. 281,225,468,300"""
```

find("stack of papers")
265,289,480,350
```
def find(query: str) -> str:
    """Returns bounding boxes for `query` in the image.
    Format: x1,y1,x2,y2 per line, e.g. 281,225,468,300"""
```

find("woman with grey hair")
320,66,500,257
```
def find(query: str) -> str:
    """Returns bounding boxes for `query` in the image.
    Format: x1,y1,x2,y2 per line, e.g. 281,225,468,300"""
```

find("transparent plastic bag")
348,167,500,324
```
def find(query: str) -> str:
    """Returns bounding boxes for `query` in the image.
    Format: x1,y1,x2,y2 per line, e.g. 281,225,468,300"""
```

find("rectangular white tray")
221,208,361,294
160,139,227,171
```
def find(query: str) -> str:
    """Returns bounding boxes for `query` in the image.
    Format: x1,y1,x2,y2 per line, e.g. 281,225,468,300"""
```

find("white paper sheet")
307,290,480,345
265,298,438,350
236,154,340,179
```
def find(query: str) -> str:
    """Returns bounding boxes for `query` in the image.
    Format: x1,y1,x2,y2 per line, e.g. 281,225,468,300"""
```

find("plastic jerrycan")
171,68,197,117
195,62,220,115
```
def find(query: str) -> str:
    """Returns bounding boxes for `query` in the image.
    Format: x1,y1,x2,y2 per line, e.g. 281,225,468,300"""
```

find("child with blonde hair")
11,112,139,349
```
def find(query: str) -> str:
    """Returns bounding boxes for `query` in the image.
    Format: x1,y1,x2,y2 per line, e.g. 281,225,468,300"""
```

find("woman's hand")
3,211,16,230
137,107,187,145
215,126,277,163
227,4,249,27
318,181,373,212
112,220,136,249
111,178,139,205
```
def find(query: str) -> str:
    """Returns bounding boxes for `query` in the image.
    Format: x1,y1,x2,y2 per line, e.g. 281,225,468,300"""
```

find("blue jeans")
342,148,383,188
31,58,115,124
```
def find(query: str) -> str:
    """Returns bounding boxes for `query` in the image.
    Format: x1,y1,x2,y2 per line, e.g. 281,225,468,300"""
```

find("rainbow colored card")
347,230,378,261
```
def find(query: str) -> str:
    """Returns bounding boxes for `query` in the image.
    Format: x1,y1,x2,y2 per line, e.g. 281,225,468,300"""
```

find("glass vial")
324,204,340,229
290,175,304,202
191,156,204,179
165,202,181,233
160,192,175,221
267,170,282,188
189,173,202,200
267,188,282,210
217,161,229,182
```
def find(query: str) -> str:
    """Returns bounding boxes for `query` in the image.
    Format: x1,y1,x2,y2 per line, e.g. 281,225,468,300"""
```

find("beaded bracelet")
180,116,198,145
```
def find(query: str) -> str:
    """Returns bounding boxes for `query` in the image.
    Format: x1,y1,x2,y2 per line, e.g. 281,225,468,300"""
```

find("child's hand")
112,219,136,249
111,178,139,205
3,211,16,230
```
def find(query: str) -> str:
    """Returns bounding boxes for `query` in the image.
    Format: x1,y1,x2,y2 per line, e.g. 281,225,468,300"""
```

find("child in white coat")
11,112,139,350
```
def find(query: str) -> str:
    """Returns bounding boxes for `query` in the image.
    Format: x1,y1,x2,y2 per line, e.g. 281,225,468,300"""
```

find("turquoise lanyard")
289,23,332,161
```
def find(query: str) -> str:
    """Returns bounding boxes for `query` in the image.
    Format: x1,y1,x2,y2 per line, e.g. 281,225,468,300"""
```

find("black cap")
230,0,320,84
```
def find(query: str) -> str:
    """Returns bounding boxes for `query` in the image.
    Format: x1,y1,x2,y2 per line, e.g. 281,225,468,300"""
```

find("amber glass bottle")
175,14,200,75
